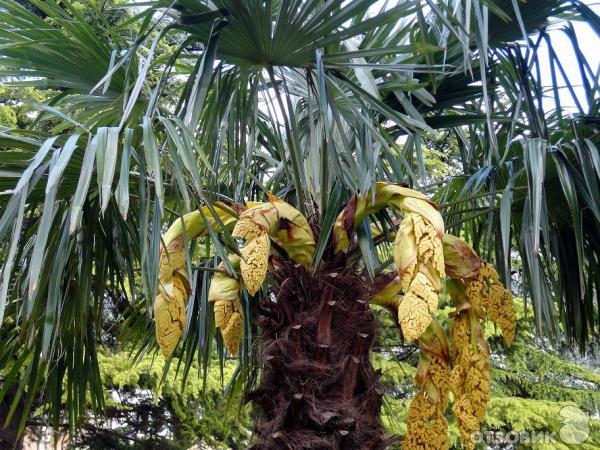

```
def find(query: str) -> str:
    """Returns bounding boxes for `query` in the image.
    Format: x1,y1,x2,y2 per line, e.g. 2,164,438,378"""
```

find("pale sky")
536,1,599,113
368,0,600,114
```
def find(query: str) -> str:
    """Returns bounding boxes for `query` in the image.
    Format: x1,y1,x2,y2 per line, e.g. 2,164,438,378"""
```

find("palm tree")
154,184,515,449
0,0,597,448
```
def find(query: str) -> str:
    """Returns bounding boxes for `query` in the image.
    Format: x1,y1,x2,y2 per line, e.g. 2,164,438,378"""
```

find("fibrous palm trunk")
247,253,396,449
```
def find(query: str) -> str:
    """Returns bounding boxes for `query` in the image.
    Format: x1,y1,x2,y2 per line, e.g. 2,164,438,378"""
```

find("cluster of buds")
154,272,190,358
466,263,516,346
450,312,490,450
403,319,451,449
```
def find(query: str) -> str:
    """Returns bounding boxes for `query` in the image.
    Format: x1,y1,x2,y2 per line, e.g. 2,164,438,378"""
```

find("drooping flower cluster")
398,234,515,450
394,212,445,341
469,263,516,345
154,273,189,357
333,182,445,342
444,235,516,346
449,314,490,450
238,233,270,296
232,194,315,296
154,204,238,357
333,182,452,448
208,255,243,354
442,235,516,450
403,321,450,450
404,391,449,450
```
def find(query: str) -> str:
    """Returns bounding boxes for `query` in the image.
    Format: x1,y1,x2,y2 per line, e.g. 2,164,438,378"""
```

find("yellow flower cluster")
466,263,516,345
394,213,445,341
404,393,448,450
208,256,243,355
233,211,270,296
154,206,238,357
398,294,432,342
239,233,270,296
428,356,450,407
404,356,450,450
450,312,470,351
154,274,189,357
232,198,316,296
442,235,515,447
213,299,243,354
410,272,439,313
463,276,487,319
232,216,265,240
158,238,186,290
450,314,490,450
480,264,516,345
412,214,445,280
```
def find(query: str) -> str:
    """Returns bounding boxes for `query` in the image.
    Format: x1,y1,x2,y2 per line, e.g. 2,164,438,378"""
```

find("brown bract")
442,234,481,280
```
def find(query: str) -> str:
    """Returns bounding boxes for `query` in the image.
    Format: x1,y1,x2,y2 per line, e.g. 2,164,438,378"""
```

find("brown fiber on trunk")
246,253,397,449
